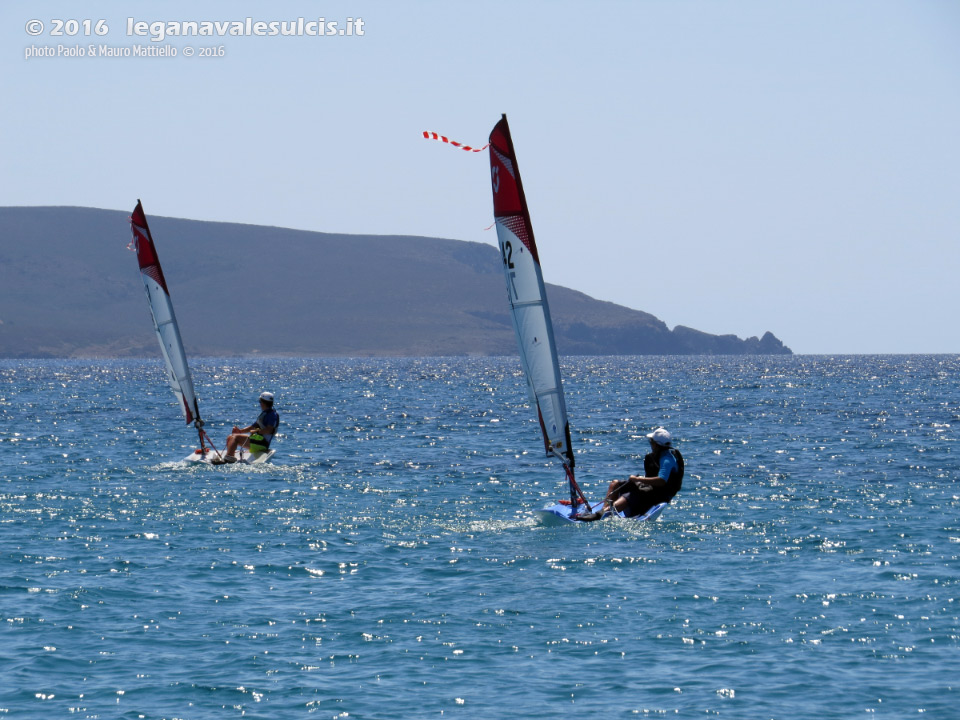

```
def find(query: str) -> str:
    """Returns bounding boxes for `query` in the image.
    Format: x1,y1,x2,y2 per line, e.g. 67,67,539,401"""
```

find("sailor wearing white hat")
578,426,684,521
215,391,280,464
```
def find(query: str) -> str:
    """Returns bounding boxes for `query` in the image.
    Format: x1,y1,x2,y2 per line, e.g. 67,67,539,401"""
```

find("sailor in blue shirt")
218,391,279,463
579,427,683,520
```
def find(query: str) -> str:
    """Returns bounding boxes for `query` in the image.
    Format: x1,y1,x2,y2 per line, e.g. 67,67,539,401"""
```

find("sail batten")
489,115,580,510
129,200,200,427
510,299,548,310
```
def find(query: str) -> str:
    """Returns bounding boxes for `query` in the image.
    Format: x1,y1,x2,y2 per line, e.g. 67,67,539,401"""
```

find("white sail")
489,115,575,472
129,200,199,425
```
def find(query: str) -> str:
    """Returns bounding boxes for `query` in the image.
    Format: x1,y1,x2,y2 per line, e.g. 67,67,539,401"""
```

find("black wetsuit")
620,447,685,517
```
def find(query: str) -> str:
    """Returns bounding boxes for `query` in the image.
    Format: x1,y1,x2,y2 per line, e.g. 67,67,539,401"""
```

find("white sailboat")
487,116,598,520
129,200,274,465
487,117,666,523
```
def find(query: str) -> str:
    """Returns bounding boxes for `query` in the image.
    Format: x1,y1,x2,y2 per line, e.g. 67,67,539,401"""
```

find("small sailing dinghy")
129,200,274,465
488,116,664,523
487,116,592,521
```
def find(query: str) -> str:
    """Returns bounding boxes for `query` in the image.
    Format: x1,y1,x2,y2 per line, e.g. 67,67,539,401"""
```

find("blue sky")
3,0,959,353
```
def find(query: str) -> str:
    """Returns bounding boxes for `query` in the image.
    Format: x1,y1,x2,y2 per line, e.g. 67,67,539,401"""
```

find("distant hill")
0,206,791,358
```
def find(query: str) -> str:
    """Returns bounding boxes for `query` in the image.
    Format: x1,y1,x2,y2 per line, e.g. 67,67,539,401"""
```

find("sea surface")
1,355,958,719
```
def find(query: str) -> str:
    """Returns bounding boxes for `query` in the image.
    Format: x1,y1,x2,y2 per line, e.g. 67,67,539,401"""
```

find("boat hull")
184,448,275,465
535,501,669,525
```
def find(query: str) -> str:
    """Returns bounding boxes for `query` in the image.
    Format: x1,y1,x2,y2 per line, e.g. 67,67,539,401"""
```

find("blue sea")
1,356,958,719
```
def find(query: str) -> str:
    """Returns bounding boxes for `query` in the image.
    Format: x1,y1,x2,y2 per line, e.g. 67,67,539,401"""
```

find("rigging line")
552,449,591,509
199,428,224,461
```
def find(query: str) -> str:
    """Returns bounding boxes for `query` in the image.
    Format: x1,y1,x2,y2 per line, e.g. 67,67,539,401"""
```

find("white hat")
646,427,672,447
259,391,274,403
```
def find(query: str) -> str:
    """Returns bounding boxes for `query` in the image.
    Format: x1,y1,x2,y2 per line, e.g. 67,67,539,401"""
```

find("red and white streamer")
422,131,489,153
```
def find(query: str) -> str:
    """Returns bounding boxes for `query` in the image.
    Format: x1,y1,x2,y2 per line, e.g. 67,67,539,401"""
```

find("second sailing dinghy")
488,116,600,522
488,116,667,523
129,200,274,465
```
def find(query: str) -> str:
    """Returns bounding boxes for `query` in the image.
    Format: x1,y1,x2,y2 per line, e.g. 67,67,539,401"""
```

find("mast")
129,200,206,448
488,115,586,511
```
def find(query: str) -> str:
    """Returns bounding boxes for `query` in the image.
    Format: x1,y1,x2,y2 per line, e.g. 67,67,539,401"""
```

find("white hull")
535,501,669,525
183,448,275,465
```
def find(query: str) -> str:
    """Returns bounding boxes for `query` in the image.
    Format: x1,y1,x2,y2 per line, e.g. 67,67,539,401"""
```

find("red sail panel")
489,117,540,266
130,200,170,295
